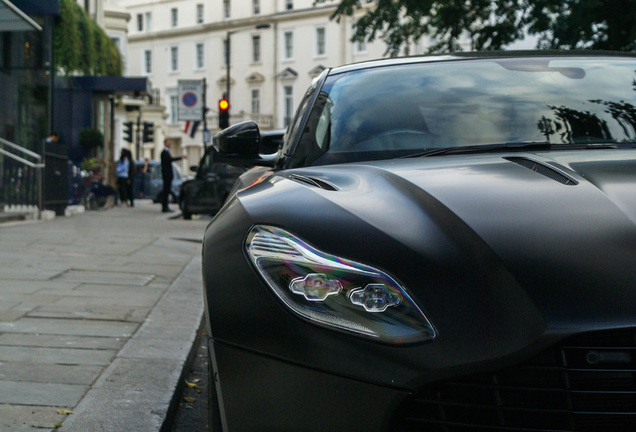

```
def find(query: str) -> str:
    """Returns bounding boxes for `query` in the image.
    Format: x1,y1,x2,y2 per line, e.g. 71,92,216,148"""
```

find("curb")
58,256,204,432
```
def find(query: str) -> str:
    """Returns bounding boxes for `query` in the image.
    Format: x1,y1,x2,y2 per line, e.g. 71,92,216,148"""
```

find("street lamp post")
225,24,271,124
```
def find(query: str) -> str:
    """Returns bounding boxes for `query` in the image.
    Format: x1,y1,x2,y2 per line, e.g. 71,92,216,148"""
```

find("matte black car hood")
284,149,636,332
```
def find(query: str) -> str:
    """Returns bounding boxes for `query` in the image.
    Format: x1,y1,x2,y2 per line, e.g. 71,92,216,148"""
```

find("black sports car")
202,51,636,432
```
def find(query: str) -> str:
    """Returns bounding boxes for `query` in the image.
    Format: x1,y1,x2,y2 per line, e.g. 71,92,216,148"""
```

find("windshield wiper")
401,141,553,159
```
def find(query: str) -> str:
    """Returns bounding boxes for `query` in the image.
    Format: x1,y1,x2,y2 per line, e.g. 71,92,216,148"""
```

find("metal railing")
0,137,45,213
210,113,275,129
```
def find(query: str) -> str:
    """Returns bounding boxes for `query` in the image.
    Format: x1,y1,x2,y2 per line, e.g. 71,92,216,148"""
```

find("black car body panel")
180,130,285,218
202,52,636,431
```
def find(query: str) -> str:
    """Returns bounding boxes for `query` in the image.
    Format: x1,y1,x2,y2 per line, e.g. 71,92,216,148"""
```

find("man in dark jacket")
160,138,185,213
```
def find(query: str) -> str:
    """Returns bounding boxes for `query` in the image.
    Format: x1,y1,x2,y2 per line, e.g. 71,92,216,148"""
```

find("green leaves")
53,0,122,76
331,0,636,54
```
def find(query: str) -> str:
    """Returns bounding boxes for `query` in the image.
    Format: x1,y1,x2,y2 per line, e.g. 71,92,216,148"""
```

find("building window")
170,46,179,72
171,8,178,27
111,36,121,51
283,30,294,61
354,37,368,55
145,12,152,32
253,0,260,14
251,89,260,114
170,95,179,124
315,26,326,57
195,43,204,69
196,4,204,24
223,0,230,18
284,85,294,127
286,0,293,10
252,36,261,63
143,49,152,75
136,14,143,31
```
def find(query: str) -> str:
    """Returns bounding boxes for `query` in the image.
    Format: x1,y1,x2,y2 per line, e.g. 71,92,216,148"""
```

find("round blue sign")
182,92,198,107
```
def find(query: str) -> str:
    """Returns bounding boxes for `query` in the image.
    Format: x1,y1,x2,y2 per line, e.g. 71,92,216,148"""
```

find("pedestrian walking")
161,139,185,213
123,148,135,207
140,158,150,198
116,149,130,206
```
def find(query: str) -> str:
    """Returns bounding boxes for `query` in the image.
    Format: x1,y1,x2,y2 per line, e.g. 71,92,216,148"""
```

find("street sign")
177,80,203,121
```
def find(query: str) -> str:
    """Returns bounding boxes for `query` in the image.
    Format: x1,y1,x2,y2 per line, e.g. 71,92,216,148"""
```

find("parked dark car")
202,51,636,432
132,160,184,203
178,129,284,219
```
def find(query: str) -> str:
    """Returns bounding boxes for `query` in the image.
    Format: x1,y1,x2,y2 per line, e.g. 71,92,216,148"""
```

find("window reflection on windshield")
297,58,636,166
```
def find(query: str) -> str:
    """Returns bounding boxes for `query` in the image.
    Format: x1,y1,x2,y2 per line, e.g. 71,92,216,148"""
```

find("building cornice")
128,6,342,43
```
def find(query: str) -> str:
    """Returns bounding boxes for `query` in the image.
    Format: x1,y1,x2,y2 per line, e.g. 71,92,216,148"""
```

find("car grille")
393,329,636,432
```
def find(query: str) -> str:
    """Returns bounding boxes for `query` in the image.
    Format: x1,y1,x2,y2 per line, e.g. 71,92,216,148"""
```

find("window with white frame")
285,0,293,10
136,14,143,32
315,26,326,57
195,43,205,70
171,8,178,27
253,0,260,14
223,0,230,18
170,95,179,123
251,88,260,114
170,46,179,72
283,30,294,61
143,49,152,75
196,4,204,24
284,85,294,127
145,12,152,32
111,36,120,51
252,35,261,63
354,37,368,55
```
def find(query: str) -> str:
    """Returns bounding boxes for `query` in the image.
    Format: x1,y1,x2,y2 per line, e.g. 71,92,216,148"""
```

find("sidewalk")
0,200,210,432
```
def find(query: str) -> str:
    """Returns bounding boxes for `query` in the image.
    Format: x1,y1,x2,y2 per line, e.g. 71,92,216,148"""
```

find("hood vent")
505,157,578,186
289,174,339,191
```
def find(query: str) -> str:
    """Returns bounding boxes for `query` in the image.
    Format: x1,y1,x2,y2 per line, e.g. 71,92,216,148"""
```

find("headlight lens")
245,225,436,344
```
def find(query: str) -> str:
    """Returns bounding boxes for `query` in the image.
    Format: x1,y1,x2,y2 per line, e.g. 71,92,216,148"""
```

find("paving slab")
0,200,208,431
0,318,138,338
0,404,66,428
0,362,102,385
0,346,115,365
0,381,87,406
0,334,126,350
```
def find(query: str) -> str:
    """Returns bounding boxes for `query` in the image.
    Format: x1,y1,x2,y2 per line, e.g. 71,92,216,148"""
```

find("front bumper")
210,340,410,432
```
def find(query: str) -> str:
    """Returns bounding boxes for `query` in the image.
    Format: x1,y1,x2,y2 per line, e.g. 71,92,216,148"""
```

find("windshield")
291,57,636,167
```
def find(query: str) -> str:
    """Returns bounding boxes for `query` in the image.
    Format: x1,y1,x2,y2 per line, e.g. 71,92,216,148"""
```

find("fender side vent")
505,157,578,186
289,174,339,191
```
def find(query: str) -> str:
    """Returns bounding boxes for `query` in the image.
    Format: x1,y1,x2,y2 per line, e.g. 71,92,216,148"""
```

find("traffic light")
142,121,154,143
219,98,229,130
123,121,133,143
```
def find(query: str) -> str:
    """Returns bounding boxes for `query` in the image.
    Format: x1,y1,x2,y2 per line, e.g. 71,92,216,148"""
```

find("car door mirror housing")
213,121,279,167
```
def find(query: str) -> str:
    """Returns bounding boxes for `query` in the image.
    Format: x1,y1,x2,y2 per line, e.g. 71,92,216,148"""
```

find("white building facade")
120,0,399,163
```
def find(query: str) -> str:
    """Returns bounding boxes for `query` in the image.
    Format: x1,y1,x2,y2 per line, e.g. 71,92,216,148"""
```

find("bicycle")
81,171,116,211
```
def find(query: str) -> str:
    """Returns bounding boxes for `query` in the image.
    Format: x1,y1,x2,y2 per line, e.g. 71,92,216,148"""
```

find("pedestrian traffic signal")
123,121,133,143
142,122,154,143
219,98,229,130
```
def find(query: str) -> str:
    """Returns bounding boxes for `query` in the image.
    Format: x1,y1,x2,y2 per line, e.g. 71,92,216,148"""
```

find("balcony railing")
210,113,275,130
0,137,44,214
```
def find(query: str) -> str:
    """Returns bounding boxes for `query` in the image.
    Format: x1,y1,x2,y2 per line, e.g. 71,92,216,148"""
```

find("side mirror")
213,121,279,167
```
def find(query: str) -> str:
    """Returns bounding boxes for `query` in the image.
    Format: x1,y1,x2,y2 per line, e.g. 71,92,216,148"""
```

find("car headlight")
245,225,436,344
